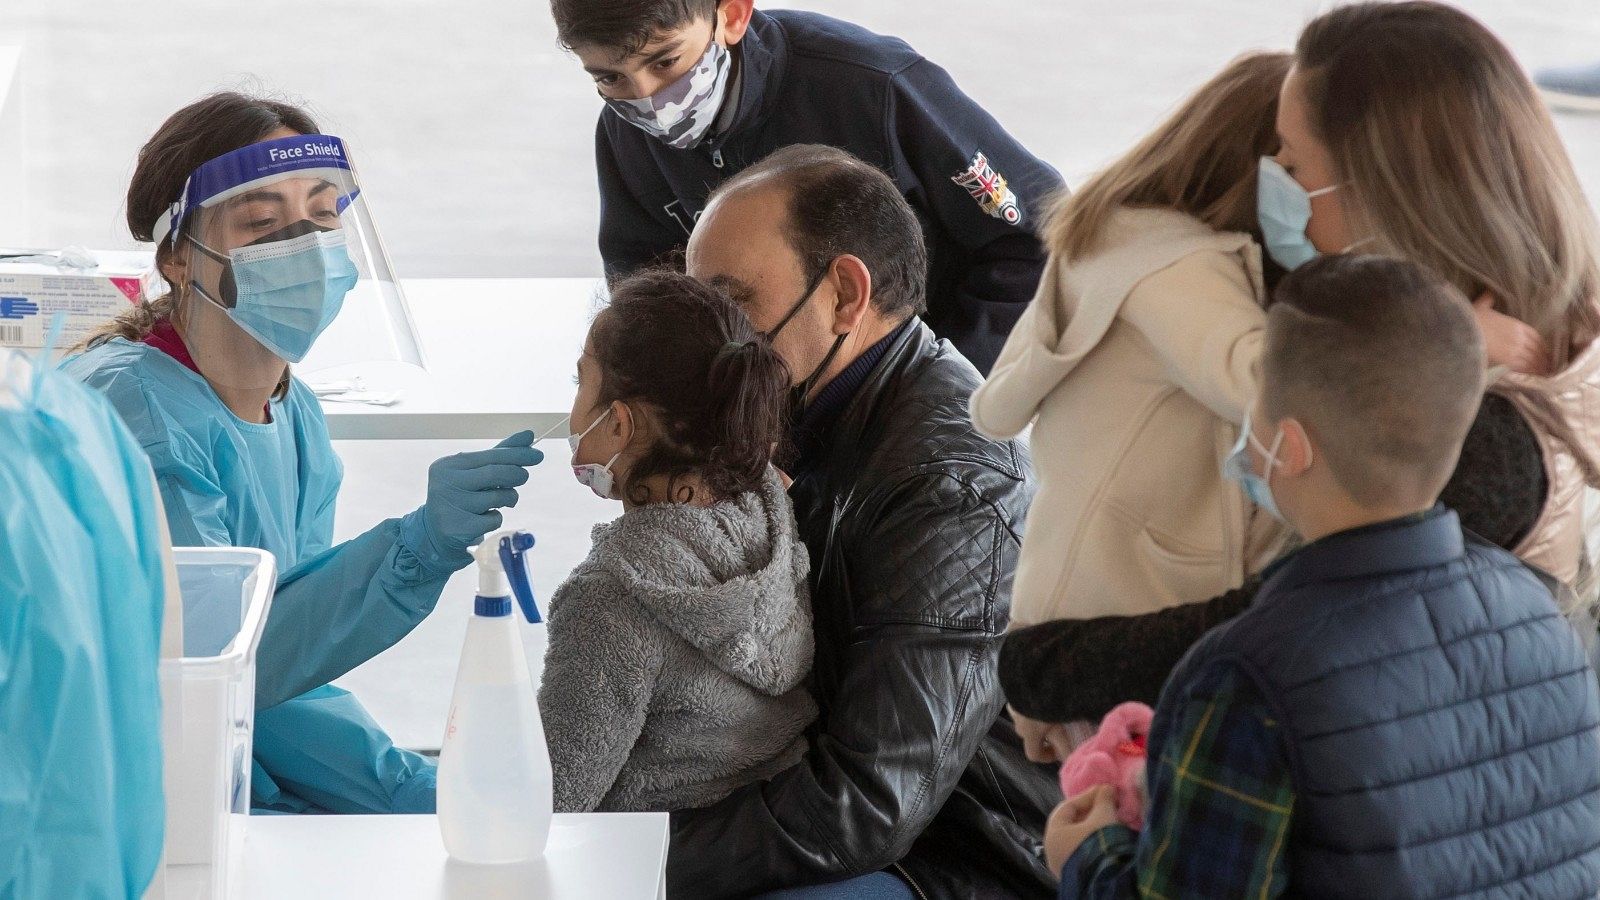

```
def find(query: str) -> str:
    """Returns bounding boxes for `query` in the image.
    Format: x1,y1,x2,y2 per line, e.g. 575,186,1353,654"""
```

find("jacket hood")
590,467,812,695
709,10,784,148
970,207,1260,438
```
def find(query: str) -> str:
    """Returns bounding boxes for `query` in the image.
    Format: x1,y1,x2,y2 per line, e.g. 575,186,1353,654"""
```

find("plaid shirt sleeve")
1059,660,1295,899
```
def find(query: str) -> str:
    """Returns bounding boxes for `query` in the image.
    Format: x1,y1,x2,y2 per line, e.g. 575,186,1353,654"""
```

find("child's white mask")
569,407,623,500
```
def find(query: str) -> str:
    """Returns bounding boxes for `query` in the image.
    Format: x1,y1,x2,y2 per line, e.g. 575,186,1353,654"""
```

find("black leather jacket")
668,321,1059,898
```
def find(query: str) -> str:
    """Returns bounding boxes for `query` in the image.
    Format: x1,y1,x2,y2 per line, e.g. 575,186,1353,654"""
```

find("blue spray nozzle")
498,531,540,623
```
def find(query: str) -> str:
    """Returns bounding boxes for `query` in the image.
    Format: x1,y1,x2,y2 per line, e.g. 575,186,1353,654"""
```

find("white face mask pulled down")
568,408,623,500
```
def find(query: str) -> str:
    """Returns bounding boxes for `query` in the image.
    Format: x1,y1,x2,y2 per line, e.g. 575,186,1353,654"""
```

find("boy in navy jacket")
553,0,1063,373
1047,255,1600,898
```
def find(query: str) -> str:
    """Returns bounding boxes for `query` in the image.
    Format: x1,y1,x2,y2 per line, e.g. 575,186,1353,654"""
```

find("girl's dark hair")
83,93,319,398
590,268,791,504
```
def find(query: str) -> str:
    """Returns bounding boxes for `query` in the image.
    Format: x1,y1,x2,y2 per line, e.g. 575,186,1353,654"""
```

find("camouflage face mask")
604,27,733,150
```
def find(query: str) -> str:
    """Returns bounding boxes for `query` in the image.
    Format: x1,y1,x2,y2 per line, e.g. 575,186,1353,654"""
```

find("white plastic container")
437,535,553,864
158,547,275,899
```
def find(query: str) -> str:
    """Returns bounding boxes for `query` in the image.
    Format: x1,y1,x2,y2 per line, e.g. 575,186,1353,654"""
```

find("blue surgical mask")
189,221,358,363
1257,156,1340,271
603,21,733,150
1223,407,1286,521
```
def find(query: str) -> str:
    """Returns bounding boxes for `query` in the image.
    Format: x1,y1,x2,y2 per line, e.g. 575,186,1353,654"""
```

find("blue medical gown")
0,353,166,896
64,339,444,814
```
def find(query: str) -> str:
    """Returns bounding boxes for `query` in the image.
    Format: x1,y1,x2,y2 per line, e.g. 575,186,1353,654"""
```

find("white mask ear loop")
1304,181,1372,255
568,407,611,452
1252,421,1312,477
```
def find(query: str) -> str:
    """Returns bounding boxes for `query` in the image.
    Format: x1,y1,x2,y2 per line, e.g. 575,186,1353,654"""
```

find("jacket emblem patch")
951,151,1022,225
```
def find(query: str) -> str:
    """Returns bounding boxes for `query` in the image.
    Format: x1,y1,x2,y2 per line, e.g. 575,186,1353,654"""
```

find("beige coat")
971,208,1289,627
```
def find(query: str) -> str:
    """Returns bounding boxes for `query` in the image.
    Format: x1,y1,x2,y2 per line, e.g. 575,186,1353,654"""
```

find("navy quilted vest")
1167,508,1600,898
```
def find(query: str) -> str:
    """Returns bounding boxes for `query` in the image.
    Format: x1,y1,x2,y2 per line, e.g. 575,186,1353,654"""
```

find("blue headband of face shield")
152,134,359,246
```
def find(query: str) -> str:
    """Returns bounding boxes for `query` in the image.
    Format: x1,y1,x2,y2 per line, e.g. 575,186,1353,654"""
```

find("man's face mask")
187,219,359,364
603,18,733,150
763,265,848,413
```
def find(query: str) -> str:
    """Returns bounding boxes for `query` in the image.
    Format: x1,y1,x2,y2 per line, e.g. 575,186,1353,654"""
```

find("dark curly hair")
590,268,791,504
551,0,717,55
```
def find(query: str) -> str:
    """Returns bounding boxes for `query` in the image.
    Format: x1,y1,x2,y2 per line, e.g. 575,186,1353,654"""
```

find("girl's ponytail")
589,268,793,504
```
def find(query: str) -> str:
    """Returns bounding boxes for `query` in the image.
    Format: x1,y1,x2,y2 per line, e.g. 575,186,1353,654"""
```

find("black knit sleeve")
999,396,1546,726
999,578,1260,723
1440,393,1547,551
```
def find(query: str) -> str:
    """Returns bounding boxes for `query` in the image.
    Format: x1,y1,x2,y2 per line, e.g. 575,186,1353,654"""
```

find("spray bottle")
437,530,553,864
498,531,550,689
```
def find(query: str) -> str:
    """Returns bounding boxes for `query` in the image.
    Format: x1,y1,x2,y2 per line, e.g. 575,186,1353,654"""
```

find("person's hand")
1045,784,1121,878
1474,293,1549,376
1011,706,1081,763
418,431,544,570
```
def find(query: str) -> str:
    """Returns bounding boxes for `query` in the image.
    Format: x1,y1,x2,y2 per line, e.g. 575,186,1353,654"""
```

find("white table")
232,813,668,899
308,277,602,441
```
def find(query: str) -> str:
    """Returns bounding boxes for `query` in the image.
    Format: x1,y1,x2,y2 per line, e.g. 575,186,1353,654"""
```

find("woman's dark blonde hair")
1296,1,1600,369
83,92,320,399
1047,51,1292,262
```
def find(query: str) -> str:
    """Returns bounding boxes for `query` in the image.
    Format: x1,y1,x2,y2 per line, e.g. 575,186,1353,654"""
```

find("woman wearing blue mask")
999,2,1600,770
63,93,544,814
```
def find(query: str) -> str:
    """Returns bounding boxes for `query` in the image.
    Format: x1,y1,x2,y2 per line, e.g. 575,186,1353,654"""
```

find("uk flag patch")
951,151,1022,225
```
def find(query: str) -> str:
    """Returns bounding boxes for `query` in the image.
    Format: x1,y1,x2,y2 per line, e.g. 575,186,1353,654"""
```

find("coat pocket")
1135,524,1231,603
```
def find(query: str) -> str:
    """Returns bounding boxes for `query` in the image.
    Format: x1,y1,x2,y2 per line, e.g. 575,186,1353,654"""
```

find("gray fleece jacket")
538,468,817,813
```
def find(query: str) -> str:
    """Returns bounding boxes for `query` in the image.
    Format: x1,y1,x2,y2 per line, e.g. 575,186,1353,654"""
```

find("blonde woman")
1002,0,1600,758
1271,0,1600,589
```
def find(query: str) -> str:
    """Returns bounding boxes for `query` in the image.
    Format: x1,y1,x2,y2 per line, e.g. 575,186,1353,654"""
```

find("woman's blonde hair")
1297,1,1600,369
1047,51,1292,262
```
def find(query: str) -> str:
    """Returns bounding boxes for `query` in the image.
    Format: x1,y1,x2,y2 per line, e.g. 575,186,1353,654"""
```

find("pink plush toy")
1059,702,1154,830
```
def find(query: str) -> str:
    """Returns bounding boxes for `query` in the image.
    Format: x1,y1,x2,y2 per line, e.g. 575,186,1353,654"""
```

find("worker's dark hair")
1263,254,1485,508
551,0,719,56
711,144,929,319
83,92,316,400
126,92,320,248
590,268,791,504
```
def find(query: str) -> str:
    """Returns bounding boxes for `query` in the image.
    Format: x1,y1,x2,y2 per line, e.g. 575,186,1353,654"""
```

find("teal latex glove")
405,431,544,574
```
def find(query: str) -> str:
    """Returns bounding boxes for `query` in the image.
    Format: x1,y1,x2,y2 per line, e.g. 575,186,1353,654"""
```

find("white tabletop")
307,277,603,441
229,812,668,899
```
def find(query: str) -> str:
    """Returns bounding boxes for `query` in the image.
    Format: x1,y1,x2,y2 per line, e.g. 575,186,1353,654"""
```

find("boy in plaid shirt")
1047,254,1600,898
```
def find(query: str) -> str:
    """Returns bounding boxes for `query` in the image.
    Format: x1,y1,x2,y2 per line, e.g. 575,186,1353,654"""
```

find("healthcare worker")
64,93,543,813
0,341,170,895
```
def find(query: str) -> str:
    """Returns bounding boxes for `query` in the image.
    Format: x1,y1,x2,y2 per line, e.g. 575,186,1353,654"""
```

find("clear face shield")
152,134,423,392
